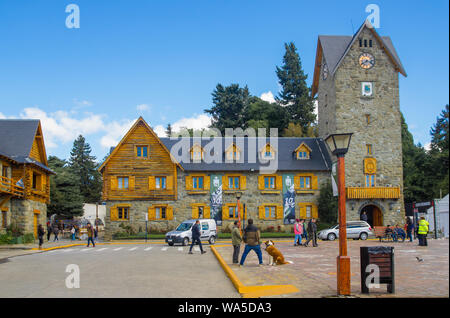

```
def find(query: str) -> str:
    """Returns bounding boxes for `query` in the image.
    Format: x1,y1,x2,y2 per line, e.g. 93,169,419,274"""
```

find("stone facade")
317,26,405,226
104,169,329,240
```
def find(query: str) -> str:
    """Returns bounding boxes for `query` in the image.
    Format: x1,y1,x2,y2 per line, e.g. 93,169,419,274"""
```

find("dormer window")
260,143,276,160
190,144,204,162
295,143,311,160
225,144,241,161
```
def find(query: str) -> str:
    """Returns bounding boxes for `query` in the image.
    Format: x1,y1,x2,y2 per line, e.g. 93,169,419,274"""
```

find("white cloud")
136,104,150,112
153,125,166,137
153,114,212,137
100,120,135,149
260,91,276,104
0,112,5,119
73,99,93,109
424,142,432,151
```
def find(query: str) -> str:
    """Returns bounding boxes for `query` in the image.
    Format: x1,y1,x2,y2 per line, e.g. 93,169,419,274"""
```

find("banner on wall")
210,174,223,226
331,161,338,197
282,174,296,225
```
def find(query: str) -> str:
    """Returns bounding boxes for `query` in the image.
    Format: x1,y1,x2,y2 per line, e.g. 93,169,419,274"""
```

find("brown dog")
264,240,292,265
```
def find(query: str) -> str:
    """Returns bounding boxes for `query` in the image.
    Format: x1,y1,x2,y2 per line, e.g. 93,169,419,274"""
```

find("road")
0,243,239,298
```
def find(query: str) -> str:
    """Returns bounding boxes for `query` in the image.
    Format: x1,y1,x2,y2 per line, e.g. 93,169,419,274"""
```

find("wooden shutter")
258,206,265,220
294,175,300,190
167,206,174,220
204,206,211,219
111,177,118,190
240,175,246,190
148,206,156,220
311,175,318,190
129,176,135,190
258,176,265,190
41,174,46,192
191,205,199,219
312,204,319,219
222,205,228,220
276,205,283,219
166,176,174,190
299,203,306,219
110,206,118,221
185,176,192,190
148,176,156,190
222,176,229,191
204,176,210,190
276,175,282,190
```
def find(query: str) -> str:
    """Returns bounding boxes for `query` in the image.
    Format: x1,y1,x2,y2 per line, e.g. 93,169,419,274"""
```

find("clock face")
359,53,375,69
322,63,329,80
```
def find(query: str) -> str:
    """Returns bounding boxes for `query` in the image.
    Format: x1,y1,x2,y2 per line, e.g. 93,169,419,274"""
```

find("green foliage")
246,97,289,135
429,105,449,197
0,233,13,244
48,156,84,218
69,135,102,203
276,42,316,131
317,180,338,224
166,123,173,137
6,222,23,238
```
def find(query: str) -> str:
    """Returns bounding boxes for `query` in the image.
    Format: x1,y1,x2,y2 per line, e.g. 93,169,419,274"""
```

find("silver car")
318,221,373,241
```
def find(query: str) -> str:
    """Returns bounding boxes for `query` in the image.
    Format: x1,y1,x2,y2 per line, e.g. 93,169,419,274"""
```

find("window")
201,222,209,231
366,144,373,156
32,172,42,190
192,176,204,189
297,151,309,159
191,145,203,161
136,146,148,158
228,206,238,219
228,176,240,189
1,210,7,228
306,206,312,218
155,177,167,189
198,206,204,218
118,207,129,220
299,177,311,189
369,40,373,47
117,177,129,189
364,39,367,47
264,176,276,189
2,166,8,178
265,206,276,219
226,144,240,161
359,39,362,47
365,175,376,187
155,206,167,219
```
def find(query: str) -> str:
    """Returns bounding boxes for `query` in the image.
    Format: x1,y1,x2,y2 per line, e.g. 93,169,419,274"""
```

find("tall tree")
47,156,84,218
69,135,102,203
166,123,173,137
205,83,250,134
316,180,338,224
246,97,289,135
429,105,449,197
276,42,316,133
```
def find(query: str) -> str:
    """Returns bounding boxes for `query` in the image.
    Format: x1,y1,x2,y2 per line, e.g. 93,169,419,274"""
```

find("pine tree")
166,123,173,137
317,180,338,224
276,42,316,133
429,105,449,197
68,135,102,203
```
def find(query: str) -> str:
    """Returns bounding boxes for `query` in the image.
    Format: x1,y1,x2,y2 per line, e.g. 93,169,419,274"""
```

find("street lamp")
325,133,353,296
236,191,243,235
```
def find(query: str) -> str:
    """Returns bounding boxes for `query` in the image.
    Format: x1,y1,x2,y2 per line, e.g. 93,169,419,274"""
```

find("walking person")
406,217,414,242
417,217,429,247
302,219,308,241
239,219,263,267
86,223,96,247
94,227,98,242
304,218,318,247
294,219,303,246
188,220,206,254
70,226,76,241
37,224,45,250
53,225,59,242
231,221,242,264
46,222,52,241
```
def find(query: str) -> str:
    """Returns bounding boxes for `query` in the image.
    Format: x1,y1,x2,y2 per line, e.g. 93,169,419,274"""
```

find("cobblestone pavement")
216,239,449,298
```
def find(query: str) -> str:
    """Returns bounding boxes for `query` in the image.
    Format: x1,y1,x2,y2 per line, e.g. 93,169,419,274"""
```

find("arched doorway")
360,204,383,227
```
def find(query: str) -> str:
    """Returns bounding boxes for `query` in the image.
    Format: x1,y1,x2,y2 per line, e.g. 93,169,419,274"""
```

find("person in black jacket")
304,218,318,247
188,220,206,254
38,224,45,250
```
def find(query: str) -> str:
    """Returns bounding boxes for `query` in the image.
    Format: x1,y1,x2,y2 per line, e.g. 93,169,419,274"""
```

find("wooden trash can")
360,246,395,294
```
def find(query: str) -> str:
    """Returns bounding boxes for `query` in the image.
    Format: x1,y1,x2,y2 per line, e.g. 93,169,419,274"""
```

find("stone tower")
312,21,407,226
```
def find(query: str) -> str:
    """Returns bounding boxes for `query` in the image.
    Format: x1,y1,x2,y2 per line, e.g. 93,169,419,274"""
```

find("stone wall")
10,198,47,235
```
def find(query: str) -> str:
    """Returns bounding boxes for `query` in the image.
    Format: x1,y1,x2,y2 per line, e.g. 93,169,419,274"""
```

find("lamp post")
236,191,242,235
325,133,353,296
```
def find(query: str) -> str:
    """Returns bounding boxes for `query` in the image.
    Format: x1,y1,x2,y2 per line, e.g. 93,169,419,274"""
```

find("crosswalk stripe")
129,247,138,251
161,247,168,251
194,247,200,252
97,248,108,252
81,248,92,252
144,247,153,251
113,247,123,251
63,249,74,252
178,247,183,252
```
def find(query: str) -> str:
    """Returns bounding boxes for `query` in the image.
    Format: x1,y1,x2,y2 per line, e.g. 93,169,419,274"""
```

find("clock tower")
312,21,407,226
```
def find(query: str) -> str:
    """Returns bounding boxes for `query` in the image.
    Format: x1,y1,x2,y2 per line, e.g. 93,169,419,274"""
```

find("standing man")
304,218,318,247
231,221,242,264
406,217,414,242
46,222,52,241
418,217,429,247
189,220,206,254
361,212,368,223
37,224,45,250
53,224,59,242
86,223,95,247
239,219,263,267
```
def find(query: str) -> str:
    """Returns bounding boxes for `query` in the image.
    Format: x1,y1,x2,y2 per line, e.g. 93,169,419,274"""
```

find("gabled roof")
312,20,407,97
0,119,53,174
294,142,312,153
98,117,183,172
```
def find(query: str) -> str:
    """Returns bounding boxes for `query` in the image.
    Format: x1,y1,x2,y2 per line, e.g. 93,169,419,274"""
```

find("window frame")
228,176,240,190
135,145,149,159
155,176,167,190
264,205,277,219
117,176,129,190
299,176,312,189
365,174,376,187
192,176,204,190
264,176,276,189
155,206,167,220
118,206,129,220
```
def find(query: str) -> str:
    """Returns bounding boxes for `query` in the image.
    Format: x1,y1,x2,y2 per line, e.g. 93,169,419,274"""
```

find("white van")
165,219,217,246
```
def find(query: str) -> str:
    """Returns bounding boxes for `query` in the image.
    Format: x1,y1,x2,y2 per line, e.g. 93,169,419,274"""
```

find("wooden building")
0,119,54,237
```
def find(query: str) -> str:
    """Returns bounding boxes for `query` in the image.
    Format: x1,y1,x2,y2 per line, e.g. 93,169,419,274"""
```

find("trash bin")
360,246,395,294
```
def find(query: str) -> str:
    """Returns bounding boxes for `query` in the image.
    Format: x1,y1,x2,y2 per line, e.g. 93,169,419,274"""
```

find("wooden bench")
373,226,396,242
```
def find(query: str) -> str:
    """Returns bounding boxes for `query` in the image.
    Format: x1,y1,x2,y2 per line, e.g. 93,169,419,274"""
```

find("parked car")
165,219,217,246
318,221,373,241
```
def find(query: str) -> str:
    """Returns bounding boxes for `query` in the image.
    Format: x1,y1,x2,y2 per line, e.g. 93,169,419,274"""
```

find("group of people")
36,221,98,250
293,218,318,247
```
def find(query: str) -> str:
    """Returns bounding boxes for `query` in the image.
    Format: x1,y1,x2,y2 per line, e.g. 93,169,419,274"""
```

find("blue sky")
0,0,448,161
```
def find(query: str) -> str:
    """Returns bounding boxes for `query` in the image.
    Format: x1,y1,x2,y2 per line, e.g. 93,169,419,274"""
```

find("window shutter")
110,206,118,221
111,177,118,190
312,204,319,219
148,206,156,220
222,205,228,220
240,175,246,190
294,175,300,190
129,176,135,190
204,176,210,190
185,176,192,190
276,205,283,219
312,175,318,190
204,206,211,219
148,176,156,190
41,175,46,192
299,203,306,219
258,176,264,190
222,176,228,191
191,205,199,219
167,206,174,220
276,176,282,190
258,206,265,220
166,176,174,190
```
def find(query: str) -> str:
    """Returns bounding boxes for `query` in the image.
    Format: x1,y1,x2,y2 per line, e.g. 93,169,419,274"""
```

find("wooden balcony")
346,186,401,199
0,176,25,198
